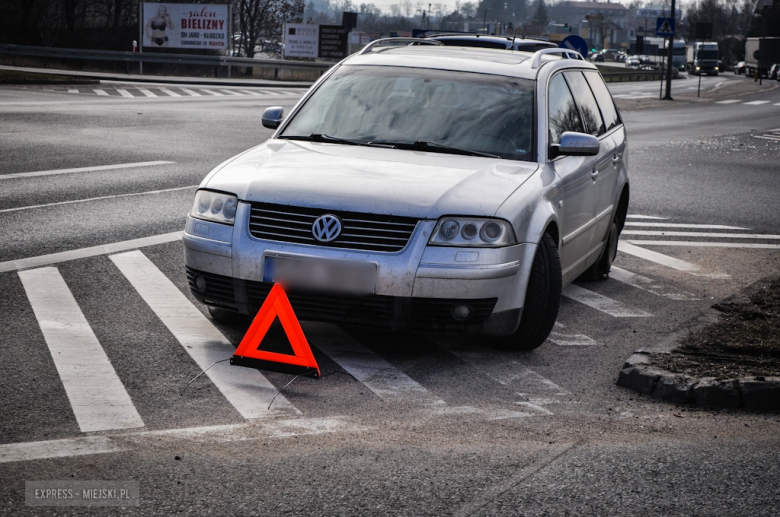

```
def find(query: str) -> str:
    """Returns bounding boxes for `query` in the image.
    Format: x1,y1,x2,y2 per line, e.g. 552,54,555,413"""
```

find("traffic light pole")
662,0,676,100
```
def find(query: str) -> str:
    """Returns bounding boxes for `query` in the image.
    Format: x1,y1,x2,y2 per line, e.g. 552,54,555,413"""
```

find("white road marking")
609,266,699,300
157,87,181,97
67,88,79,94
302,322,445,405
0,232,182,273
515,402,554,415
432,336,569,404
548,330,598,346
239,89,264,96
744,100,770,105
135,87,157,98
715,99,740,104
622,230,780,239
754,135,780,141
18,267,144,433
0,418,369,463
563,284,652,318
627,240,780,250
93,89,109,96
624,222,750,230
431,406,536,419
110,251,297,418
0,160,175,180
179,88,202,97
0,436,121,464
262,90,284,95
618,241,701,272
0,185,197,214
199,89,224,96
114,88,133,98
219,89,243,96
626,215,668,220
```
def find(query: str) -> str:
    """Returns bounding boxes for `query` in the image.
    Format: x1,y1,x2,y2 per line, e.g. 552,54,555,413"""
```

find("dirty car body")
183,42,630,349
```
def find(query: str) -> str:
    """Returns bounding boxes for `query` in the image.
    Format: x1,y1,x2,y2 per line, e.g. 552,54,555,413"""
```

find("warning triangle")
230,284,321,378
658,20,672,34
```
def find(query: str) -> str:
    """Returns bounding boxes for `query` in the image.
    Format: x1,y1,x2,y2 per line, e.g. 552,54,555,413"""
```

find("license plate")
263,255,377,294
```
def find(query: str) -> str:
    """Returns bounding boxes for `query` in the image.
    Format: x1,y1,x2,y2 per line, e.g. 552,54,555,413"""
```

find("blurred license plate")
263,255,377,294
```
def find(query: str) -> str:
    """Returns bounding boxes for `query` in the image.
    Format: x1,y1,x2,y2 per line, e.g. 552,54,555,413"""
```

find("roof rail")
358,37,442,55
531,48,584,69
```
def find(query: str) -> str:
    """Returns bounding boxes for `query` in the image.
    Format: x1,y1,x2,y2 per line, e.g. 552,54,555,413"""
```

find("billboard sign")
142,3,229,49
318,25,349,59
284,24,319,58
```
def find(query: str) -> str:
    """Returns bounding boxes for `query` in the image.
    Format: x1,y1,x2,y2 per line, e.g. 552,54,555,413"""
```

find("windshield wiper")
372,140,500,159
280,134,396,149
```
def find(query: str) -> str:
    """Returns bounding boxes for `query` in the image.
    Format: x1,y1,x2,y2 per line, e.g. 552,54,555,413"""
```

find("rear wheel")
487,233,561,351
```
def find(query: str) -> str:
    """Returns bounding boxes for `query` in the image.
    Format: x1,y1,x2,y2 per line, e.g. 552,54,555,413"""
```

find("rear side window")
563,71,605,137
583,71,621,131
548,73,584,145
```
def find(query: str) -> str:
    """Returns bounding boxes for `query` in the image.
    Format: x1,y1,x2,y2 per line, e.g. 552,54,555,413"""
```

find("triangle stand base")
230,355,320,378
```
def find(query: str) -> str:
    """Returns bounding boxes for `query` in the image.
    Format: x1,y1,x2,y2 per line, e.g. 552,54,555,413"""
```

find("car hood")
204,139,539,219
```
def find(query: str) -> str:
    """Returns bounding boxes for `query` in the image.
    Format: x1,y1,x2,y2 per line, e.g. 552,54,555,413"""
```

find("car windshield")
699,50,718,59
280,65,535,161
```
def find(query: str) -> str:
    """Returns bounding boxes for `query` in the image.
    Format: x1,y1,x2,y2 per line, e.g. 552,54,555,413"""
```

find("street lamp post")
662,0,676,100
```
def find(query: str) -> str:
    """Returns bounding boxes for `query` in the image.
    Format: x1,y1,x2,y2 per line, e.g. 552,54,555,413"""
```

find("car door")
563,71,616,253
583,70,624,240
547,72,597,279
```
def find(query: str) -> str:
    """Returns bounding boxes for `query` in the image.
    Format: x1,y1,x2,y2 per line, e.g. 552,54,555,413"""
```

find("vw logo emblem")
312,214,342,242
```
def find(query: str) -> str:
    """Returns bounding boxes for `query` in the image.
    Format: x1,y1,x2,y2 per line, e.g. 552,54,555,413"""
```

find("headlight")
429,217,517,247
190,190,238,225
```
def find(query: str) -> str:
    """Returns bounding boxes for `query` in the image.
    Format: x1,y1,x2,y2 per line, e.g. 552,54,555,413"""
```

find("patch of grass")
0,70,97,84
656,275,780,379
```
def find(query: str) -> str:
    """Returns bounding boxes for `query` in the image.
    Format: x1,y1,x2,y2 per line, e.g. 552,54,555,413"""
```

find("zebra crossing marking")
93,88,109,96
715,99,740,104
219,89,243,96
136,87,156,97
624,222,749,230
562,284,652,318
744,100,770,105
618,240,701,272
0,436,121,464
303,322,445,405
114,87,134,98
199,88,224,96
627,240,780,250
110,251,299,418
622,230,780,240
157,87,181,97
626,214,667,220
18,267,144,433
179,88,202,97
609,266,699,300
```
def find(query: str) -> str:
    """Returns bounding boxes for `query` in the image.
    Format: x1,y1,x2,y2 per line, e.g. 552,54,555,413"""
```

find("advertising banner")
318,25,349,59
142,3,229,49
284,24,319,58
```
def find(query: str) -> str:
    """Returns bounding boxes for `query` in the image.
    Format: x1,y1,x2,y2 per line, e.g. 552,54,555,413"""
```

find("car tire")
208,306,242,324
581,214,620,281
486,233,561,352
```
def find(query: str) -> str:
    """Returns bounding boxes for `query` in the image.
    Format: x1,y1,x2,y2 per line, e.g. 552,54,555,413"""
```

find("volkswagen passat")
183,40,629,350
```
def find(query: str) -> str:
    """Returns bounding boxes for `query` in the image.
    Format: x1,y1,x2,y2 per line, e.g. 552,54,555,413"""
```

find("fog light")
451,304,471,321
195,276,207,292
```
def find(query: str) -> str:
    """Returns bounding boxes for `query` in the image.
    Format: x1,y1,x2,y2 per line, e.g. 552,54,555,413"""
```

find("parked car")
183,41,629,351
734,61,746,74
429,34,557,53
769,63,780,80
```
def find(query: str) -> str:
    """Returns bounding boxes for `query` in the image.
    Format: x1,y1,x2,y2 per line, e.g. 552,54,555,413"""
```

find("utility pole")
662,0,675,100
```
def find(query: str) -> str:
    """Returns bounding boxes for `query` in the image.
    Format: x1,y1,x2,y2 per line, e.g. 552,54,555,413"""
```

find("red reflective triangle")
232,284,320,378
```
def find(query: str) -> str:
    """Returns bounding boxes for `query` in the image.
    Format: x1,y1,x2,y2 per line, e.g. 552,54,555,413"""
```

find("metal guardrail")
0,44,333,72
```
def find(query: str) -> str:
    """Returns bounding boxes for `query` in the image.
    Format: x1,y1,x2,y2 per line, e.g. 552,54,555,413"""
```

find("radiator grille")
248,202,419,253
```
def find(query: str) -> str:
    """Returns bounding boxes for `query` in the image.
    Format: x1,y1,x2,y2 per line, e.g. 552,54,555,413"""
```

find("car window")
563,71,605,137
547,73,584,145
583,71,621,131
282,66,535,161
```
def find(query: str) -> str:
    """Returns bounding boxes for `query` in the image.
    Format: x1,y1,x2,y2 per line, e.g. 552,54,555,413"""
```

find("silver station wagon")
183,40,629,351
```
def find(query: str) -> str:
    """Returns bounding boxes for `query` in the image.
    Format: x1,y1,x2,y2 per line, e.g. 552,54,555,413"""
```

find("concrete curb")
616,273,780,410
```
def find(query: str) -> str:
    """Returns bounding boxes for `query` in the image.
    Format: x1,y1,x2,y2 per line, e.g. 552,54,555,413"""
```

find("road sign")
560,35,588,57
230,283,321,378
656,17,675,37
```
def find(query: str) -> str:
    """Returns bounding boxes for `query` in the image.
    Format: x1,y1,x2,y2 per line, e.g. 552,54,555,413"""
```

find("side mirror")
262,107,284,129
550,131,600,158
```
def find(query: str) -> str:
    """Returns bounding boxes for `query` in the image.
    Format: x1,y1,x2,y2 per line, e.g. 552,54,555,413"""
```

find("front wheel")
486,233,562,351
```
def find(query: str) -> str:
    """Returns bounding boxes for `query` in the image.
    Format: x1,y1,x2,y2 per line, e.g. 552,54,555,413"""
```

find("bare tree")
237,0,304,58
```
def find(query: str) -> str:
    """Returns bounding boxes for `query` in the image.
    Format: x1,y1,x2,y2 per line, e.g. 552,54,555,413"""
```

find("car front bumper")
182,202,536,335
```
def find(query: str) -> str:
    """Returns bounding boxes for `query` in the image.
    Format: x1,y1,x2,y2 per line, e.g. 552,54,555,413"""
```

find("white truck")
745,37,780,78
687,41,719,76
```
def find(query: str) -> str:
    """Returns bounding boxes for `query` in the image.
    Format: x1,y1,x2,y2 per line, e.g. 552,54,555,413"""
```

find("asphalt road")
1,76,779,516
